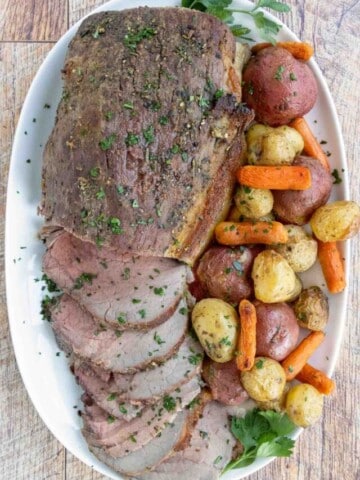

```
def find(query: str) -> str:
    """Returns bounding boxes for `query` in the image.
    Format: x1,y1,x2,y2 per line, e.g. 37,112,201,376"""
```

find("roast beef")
40,7,253,265
137,401,236,480
51,294,188,372
89,410,189,476
82,376,201,456
202,358,249,406
43,231,187,329
74,335,203,409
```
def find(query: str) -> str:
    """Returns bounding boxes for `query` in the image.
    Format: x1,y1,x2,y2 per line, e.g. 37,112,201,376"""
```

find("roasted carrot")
237,165,311,190
289,117,331,172
281,331,325,380
215,221,288,246
251,41,314,61
236,299,257,371
317,241,346,293
296,363,335,395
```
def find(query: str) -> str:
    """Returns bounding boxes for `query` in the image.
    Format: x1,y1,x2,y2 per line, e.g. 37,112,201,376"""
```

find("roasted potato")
294,286,329,331
310,200,360,241
240,357,286,402
257,383,290,412
228,205,275,223
286,383,324,427
242,47,318,126
254,301,300,361
252,250,298,303
196,246,260,304
234,185,274,219
246,123,304,166
271,225,318,272
191,298,238,363
273,156,333,225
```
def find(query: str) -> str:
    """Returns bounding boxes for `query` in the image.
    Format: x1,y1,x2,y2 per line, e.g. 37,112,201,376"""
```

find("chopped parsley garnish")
255,359,264,369
143,125,155,144
107,415,115,424
41,274,60,293
214,88,224,99
123,101,134,110
99,133,116,150
179,307,188,315
138,309,147,319
163,395,176,412
153,287,165,296
159,115,169,125
188,353,203,365
119,404,128,414
131,199,139,208
108,217,123,234
131,298,141,304
154,332,166,345
107,393,116,401
96,187,106,200
274,65,285,81
104,111,114,120
219,336,232,346
89,166,100,178
289,72,297,81
125,132,139,147
117,314,127,325
73,273,97,289
116,184,125,195
124,27,156,51
331,168,342,184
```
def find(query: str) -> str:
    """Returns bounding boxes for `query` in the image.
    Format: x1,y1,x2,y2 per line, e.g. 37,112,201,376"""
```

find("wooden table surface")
1,1,359,479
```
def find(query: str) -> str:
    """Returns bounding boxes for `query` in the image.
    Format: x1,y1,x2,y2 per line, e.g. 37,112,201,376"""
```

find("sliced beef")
89,409,188,476
74,335,203,410
43,231,187,329
137,401,236,480
41,7,253,265
51,295,188,373
82,376,201,457
202,358,249,406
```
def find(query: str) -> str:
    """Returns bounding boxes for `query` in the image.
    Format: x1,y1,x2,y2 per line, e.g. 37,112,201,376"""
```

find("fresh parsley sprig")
181,0,291,43
222,408,296,473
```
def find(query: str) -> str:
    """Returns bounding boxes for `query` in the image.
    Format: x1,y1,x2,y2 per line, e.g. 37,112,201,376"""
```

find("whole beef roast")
40,7,253,265
44,230,188,329
51,294,188,373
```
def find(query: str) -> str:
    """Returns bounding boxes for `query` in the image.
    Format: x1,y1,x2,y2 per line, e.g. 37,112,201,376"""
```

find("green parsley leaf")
258,411,296,436
99,133,116,150
163,395,176,411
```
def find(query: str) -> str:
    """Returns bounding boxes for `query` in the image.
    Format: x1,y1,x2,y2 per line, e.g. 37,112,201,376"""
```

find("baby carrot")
237,165,311,190
251,42,314,61
281,331,325,381
296,363,335,395
236,299,257,371
215,221,288,246
289,117,331,172
317,241,346,293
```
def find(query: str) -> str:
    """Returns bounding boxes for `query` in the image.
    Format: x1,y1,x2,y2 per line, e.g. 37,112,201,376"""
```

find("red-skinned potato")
254,300,300,361
196,245,262,304
242,47,318,126
273,156,332,225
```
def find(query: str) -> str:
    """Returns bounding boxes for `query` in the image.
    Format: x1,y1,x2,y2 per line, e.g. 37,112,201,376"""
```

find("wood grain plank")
0,0,68,41
0,42,66,480
69,0,107,24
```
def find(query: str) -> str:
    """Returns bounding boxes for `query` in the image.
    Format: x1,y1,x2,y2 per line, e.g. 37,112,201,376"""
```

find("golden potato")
234,186,274,219
191,299,238,363
252,250,298,303
286,383,324,427
240,357,286,402
310,200,360,241
246,123,304,166
294,286,329,331
271,225,318,272
287,275,303,302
